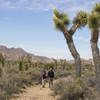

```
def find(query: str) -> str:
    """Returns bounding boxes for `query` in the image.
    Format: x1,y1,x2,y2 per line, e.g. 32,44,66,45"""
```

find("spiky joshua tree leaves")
53,8,88,77
87,3,100,92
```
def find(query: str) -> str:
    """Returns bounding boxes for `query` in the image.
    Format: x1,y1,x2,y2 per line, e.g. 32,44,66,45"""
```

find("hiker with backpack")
48,68,54,88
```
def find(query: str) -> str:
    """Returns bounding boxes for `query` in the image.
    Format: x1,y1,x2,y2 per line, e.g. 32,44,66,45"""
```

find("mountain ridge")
0,45,52,63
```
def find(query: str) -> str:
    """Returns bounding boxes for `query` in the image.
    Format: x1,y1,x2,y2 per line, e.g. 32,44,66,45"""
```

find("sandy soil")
10,82,56,100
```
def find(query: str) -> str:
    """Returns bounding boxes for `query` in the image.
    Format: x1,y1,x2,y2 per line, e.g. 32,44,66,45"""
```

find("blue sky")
0,0,100,60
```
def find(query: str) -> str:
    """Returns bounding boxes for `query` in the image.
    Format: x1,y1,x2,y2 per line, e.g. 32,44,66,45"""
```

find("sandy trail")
10,82,56,100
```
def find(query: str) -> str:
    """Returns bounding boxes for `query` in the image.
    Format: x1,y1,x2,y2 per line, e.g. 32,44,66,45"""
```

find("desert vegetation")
52,62,100,100
0,53,70,100
0,54,42,99
0,52,100,100
0,2,100,100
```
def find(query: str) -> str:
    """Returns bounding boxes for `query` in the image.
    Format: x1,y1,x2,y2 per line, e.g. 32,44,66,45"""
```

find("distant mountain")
0,45,53,63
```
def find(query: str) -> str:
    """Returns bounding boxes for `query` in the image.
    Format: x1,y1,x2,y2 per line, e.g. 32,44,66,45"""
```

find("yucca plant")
53,8,88,77
87,3,100,92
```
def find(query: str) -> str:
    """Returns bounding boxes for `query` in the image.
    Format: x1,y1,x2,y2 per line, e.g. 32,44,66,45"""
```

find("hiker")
41,69,46,88
48,68,54,88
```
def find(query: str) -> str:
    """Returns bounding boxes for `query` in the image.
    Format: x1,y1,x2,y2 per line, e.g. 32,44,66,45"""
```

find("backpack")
48,70,54,78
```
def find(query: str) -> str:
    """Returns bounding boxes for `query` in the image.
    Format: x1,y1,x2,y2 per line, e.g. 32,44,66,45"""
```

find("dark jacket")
48,70,54,78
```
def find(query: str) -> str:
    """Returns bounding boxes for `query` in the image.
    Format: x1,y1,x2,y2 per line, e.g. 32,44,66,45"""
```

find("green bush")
76,77,84,85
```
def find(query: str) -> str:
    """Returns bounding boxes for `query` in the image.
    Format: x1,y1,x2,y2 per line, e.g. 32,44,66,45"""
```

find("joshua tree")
53,9,87,77
60,59,67,70
25,54,32,67
52,58,58,70
18,58,23,71
0,53,5,67
88,3,100,91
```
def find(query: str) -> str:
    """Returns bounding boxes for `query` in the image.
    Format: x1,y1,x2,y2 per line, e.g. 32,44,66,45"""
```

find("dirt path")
10,82,56,100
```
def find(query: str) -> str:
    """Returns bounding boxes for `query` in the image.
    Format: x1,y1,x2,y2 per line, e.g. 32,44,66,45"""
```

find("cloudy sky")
0,0,100,60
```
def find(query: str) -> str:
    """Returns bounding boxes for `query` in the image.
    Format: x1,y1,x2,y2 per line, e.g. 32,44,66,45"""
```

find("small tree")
53,9,88,77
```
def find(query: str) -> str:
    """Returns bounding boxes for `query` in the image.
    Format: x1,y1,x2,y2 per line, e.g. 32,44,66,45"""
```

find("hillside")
0,45,52,63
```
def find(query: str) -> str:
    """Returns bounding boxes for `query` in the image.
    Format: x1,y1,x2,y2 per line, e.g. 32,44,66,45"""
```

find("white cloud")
0,1,11,7
0,0,99,12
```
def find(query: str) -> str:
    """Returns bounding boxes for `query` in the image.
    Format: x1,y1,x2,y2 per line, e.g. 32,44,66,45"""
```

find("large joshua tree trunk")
67,39,81,77
90,29,100,92
63,25,81,77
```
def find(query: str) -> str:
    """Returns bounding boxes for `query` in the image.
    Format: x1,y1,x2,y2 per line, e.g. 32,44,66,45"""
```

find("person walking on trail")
48,68,54,88
41,69,46,88
42,71,46,88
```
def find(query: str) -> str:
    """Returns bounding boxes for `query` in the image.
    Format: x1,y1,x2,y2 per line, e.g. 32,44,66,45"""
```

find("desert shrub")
52,79,66,95
53,78,95,100
76,77,84,85
66,63,74,70
55,70,72,79
85,71,95,77
82,64,95,73
0,61,42,100
0,89,7,100
85,76,96,87
24,63,29,71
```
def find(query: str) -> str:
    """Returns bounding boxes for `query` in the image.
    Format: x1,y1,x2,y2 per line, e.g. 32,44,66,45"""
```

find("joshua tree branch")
69,24,78,36
62,25,73,42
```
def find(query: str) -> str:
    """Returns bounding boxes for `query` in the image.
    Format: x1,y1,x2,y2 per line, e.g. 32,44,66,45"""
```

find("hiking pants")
49,78,53,88
42,79,46,88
